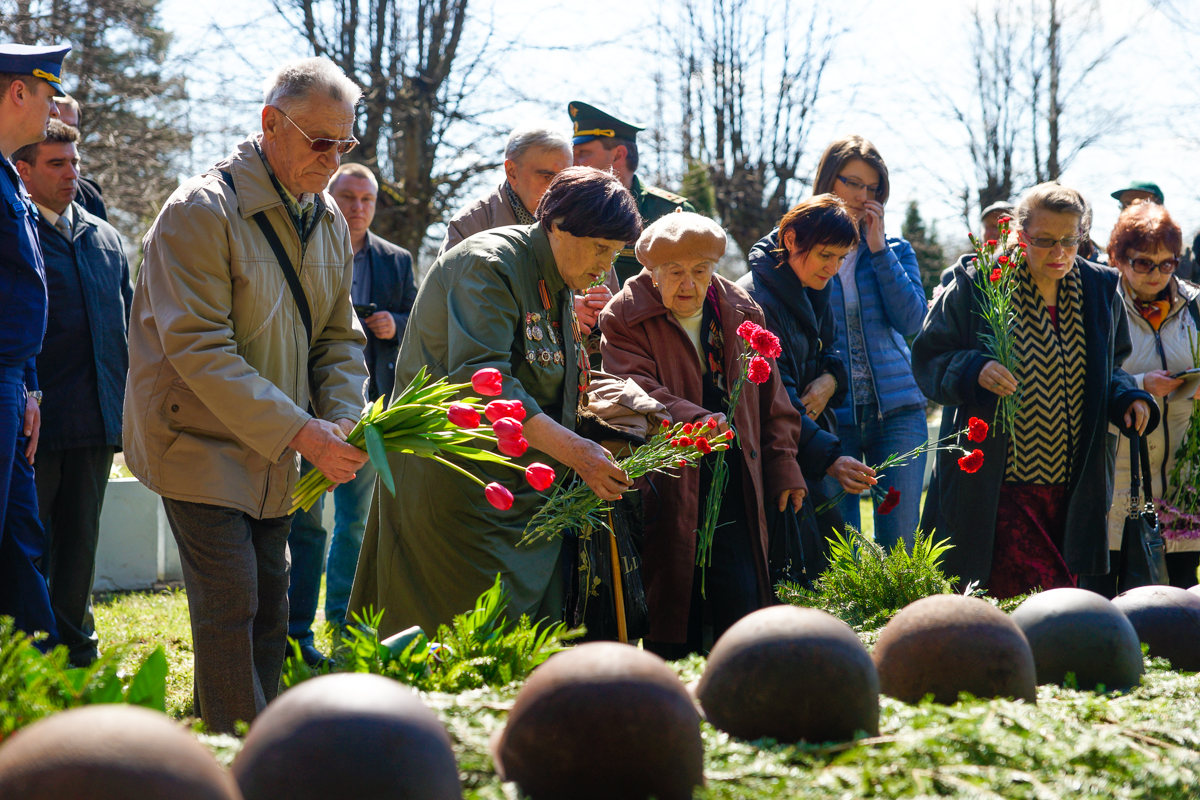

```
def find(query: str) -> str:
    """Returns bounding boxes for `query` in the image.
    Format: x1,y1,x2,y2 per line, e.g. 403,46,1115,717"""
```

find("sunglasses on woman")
276,107,359,154
1127,256,1179,274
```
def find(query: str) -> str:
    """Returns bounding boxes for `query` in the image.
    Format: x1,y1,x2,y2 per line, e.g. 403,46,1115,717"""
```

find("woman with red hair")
1095,201,1200,594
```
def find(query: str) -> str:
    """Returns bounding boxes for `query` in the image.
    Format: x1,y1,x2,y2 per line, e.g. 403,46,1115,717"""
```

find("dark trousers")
0,373,57,647
34,445,113,665
162,498,292,733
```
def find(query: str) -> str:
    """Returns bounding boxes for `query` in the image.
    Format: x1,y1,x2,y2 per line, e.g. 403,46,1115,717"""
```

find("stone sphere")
696,606,878,743
0,705,240,800
1188,584,1200,600
873,594,1037,705
1011,588,1144,691
1113,585,1200,671
494,642,703,800
233,673,460,800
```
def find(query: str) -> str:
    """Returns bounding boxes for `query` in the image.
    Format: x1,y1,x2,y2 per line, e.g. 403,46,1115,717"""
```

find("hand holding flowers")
969,215,1025,433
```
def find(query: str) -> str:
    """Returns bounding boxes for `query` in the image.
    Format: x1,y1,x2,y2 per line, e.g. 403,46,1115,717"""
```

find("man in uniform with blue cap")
0,42,71,644
569,101,695,286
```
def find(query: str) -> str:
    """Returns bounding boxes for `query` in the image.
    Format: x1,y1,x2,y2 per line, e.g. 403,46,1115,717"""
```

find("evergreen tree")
902,201,947,301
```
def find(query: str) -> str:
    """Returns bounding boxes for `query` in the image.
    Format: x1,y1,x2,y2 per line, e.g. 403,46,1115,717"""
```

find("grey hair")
263,57,362,112
504,122,572,163
1015,182,1087,230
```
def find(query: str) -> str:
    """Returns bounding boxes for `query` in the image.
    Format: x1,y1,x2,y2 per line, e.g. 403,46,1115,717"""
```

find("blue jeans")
833,403,927,552
286,458,375,644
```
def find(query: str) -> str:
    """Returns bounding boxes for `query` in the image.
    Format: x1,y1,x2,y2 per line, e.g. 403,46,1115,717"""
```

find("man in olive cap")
1111,180,1164,209
569,101,695,286
0,42,72,646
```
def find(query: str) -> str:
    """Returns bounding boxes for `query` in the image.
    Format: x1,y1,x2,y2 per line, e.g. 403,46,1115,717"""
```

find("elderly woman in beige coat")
1101,201,1200,594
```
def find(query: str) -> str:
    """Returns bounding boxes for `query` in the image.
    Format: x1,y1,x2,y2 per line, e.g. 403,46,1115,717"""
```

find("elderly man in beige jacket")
124,57,370,732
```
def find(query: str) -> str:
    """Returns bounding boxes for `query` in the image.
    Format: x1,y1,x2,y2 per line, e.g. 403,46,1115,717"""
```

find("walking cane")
606,508,628,643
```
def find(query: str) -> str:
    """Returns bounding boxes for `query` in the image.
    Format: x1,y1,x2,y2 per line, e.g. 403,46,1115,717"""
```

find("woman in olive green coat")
351,168,641,637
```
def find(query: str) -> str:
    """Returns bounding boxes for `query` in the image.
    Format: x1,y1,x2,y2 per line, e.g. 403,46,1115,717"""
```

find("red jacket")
599,270,805,642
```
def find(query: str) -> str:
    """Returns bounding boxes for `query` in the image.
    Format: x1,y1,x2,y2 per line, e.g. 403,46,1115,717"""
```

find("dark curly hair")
1107,200,1182,266
774,194,860,262
535,166,642,244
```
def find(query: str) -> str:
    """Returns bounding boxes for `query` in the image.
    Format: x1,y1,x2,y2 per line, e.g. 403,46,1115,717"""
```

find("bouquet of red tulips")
521,417,734,546
289,367,555,514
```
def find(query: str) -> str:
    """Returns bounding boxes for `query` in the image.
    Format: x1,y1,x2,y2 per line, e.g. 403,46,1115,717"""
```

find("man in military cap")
569,101,695,286
0,42,71,645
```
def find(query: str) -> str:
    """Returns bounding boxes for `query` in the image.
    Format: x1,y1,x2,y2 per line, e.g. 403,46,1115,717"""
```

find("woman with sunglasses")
1095,201,1200,594
914,182,1156,597
809,136,928,552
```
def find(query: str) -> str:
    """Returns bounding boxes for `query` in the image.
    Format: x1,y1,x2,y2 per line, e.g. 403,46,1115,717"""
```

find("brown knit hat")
635,211,727,269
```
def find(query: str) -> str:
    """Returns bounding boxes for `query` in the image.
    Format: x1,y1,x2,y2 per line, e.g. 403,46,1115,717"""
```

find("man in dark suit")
13,119,131,666
48,94,107,221
286,162,416,664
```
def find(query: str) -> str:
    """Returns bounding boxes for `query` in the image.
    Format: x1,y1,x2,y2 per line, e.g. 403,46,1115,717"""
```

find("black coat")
362,231,418,401
913,257,1158,585
738,230,848,479
35,202,132,450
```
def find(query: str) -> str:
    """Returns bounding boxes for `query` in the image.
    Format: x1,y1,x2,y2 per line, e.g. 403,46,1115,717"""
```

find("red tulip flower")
958,448,985,473
471,368,504,396
447,403,480,428
485,399,525,423
498,436,529,458
967,416,989,443
747,355,771,384
750,327,783,358
525,463,555,492
877,486,901,515
736,320,763,342
696,437,712,455
485,482,514,510
491,417,523,441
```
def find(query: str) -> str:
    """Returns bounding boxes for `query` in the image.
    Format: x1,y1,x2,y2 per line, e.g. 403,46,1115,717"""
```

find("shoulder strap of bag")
1128,431,1142,518
218,170,314,345
1138,433,1154,508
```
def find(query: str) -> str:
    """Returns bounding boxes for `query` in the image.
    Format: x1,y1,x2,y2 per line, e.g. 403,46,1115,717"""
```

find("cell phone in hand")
353,303,377,319
1169,368,1200,380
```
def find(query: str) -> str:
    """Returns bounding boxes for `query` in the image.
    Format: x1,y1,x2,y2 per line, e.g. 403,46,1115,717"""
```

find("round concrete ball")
0,705,240,800
494,642,703,800
1113,585,1200,671
233,673,461,800
697,605,878,743
873,594,1037,705
1011,588,1144,692
1189,584,1200,600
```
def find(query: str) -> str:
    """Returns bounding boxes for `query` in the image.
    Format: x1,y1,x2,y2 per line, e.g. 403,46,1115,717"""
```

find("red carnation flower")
677,459,687,468
525,463,555,492
997,215,1012,225
695,437,712,455
750,327,783,358
683,423,694,434
491,417,523,441
967,416,989,443
660,418,670,429
724,429,735,440
877,487,901,515
677,436,694,447
498,435,529,458
485,482,514,510
706,417,717,429
997,255,1009,265
990,268,1002,283
447,403,480,428
986,239,997,247
958,448,985,473
736,320,763,342
471,368,504,396
747,355,771,384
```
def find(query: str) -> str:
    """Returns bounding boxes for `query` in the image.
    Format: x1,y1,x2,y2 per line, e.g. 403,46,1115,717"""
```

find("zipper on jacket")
838,268,883,423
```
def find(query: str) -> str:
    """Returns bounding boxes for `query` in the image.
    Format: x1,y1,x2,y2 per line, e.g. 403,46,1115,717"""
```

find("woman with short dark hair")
810,135,929,551
915,182,1156,597
739,195,878,577
351,167,640,637
1099,201,1200,593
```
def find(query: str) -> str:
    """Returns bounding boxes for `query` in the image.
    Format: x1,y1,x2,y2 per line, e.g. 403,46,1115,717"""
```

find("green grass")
93,589,195,718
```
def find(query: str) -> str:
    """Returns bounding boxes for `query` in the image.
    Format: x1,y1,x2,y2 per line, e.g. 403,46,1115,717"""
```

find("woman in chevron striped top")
914,183,1157,598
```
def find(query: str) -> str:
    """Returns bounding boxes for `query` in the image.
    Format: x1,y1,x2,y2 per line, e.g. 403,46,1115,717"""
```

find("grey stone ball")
494,642,703,800
232,673,461,800
873,594,1037,705
1113,585,1200,671
697,605,878,743
0,705,240,800
1011,588,1144,691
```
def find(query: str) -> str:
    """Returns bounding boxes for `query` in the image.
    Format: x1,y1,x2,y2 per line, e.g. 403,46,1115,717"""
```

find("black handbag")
1120,432,1169,590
